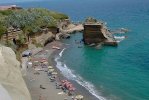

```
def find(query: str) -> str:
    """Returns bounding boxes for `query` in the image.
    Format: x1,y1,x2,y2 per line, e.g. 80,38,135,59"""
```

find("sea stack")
83,17,117,46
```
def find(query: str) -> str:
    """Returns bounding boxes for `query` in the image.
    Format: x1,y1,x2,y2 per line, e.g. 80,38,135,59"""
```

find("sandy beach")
23,41,73,100
23,41,98,100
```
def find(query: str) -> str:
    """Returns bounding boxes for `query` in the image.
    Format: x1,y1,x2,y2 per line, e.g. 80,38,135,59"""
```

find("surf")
114,36,126,42
55,49,107,100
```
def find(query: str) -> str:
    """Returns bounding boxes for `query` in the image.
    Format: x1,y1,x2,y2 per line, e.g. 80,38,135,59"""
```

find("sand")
23,41,73,100
23,41,99,100
24,67,72,100
49,43,99,100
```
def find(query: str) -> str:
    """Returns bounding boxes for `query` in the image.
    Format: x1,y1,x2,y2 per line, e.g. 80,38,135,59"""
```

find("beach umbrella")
43,61,48,64
48,66,53,69
51,72,58,75
28,62,32,65
68,84,73,88
69,87,76,91
33,61,39,65
65,83,72,89
75,95,84,100
65,81,71,84
34,60,39,63
39,58,47,63
48,69,54,72
41,60,47,63
61,80,68,83
64,82,71,88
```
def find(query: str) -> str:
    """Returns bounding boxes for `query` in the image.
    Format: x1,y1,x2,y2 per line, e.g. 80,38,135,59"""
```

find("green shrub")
36,43,43,47
18,34,25,44
0,10,13,16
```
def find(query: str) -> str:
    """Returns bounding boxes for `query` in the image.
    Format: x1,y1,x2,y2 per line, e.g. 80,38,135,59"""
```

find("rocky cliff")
0,45,31,100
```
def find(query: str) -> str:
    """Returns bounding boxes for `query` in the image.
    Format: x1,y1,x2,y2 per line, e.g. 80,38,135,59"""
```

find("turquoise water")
2,0,149,99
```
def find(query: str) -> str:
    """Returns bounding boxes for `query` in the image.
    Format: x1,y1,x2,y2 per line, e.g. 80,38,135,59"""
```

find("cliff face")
34,32,54,46
83,22,117,46
0,45,31,100
83,24,106,44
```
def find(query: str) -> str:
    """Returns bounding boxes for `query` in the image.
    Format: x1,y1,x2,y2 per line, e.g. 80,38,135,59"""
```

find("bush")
0,10,13,16
0,22,7,38
18,34,26,44
85,17,97,23
35,43,43,47
6,8,68,36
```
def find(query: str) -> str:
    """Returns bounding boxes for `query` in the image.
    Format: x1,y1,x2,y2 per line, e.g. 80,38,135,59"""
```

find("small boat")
52,46,61,50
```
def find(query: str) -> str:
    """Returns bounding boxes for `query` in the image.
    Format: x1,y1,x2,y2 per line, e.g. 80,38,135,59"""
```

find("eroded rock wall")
0,45,31,100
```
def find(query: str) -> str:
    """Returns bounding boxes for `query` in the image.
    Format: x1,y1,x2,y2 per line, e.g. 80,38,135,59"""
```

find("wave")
114,36,126,42
54,49,107,100
59,48,66,57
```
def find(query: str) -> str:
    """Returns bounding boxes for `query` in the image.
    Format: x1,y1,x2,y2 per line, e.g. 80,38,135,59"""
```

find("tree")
5,8,68,42
85,17,97,23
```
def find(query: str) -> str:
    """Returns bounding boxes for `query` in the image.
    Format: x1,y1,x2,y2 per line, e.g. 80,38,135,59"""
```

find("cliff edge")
0,45,31,100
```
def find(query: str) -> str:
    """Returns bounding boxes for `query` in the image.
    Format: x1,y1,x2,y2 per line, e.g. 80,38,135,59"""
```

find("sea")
1,0,149,100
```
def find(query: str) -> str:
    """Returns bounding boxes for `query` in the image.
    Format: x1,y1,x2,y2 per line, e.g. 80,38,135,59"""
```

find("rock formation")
0,45,31,100
83,17,117,46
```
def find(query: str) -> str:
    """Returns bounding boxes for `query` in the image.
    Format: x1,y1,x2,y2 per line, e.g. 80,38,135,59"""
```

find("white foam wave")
114,36,126,43
116,40,120,43
114,36,125,39
59,48,66,57
75,76,106,100
55,51,107,100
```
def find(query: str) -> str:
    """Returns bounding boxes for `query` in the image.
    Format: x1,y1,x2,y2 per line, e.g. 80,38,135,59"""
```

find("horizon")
0,0,147,4
0,0,42,4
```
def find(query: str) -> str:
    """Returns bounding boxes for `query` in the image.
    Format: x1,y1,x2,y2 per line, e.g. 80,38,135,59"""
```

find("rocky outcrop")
0,45,31,100
61,24,84,34
34,32,55,46
55,33,70,40
83,21,117,46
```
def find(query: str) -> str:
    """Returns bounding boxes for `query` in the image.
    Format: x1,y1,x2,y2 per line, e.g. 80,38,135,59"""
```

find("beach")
23,41,72,100
23,41,98,100
49,42,99,100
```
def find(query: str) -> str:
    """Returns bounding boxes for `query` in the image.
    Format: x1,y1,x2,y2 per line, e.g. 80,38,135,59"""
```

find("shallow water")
2,0,149,100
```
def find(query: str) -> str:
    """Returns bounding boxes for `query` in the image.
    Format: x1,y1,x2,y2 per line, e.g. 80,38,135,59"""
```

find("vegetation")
0,10,13,38
18,33,26,45
0,8,68,60
0,10,13,16
0,8,68,42
85,17,97,23
8,8,67,40
0,21,7,38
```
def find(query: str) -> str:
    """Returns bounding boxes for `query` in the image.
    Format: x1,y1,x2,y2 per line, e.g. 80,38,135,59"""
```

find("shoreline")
48,41,99,100
24,40,101,100
24,41,72,100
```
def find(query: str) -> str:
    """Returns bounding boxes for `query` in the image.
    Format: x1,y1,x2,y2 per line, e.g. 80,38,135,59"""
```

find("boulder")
56,33,70,40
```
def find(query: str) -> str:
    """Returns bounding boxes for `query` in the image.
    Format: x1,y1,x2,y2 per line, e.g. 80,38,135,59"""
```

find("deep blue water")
1,0,149,100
